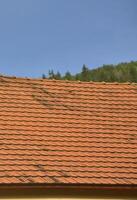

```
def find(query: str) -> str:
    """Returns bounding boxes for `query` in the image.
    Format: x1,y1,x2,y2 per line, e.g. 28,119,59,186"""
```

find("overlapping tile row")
0,76,137,185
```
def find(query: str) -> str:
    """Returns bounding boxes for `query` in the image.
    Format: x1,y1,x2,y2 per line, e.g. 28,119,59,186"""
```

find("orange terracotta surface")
0,76,137,185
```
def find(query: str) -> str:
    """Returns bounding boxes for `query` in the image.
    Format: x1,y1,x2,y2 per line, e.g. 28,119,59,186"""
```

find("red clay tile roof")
0,76,137,186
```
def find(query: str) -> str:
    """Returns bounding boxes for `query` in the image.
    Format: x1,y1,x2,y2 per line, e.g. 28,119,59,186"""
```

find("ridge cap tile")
0,74,137,85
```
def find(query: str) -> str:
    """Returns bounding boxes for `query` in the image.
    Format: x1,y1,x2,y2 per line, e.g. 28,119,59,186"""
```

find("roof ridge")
0,74,137,85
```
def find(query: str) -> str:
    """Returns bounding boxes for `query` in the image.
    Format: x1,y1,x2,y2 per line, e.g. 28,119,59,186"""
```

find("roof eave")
0,183,137,190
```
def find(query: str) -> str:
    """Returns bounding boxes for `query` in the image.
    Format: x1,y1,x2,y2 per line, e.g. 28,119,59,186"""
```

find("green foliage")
42,74,46,79
81,64,91,81
63,71,73,80
48,70,54,79
42,61,137,82
48,70,61,80
54,71,61,80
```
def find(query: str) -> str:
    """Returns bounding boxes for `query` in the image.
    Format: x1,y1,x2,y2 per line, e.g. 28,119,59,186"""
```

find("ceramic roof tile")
0,76,137,186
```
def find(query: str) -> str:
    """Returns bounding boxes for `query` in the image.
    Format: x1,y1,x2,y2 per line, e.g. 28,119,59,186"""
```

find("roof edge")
0,183,137,190
0,74,137,85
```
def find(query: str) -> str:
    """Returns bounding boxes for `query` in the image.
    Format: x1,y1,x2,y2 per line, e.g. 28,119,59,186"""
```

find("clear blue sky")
0,0,137,77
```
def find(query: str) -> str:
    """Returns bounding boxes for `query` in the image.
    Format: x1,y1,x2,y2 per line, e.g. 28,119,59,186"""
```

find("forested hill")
42,61,137,82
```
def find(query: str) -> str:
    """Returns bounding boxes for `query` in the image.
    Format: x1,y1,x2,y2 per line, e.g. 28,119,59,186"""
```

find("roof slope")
0,76,137,186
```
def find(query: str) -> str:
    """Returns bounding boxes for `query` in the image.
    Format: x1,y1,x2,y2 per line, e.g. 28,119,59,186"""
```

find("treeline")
42,61,137,82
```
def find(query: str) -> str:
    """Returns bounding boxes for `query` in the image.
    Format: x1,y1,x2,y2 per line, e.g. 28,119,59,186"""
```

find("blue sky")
0,0,137,77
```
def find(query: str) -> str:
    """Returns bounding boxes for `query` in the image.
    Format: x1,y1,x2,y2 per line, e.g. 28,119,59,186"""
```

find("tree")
64,71,72,80
48,70,55,79
81,64,90,81
42,74,46,79
54,71,61,80
43,61,137,83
